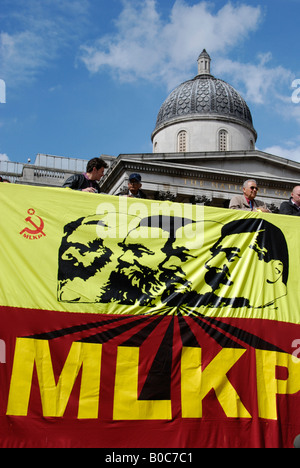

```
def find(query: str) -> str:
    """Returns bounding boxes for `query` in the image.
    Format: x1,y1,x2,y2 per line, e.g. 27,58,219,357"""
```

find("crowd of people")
61,157,300,217
62,157,148,199
230,178,300,216
1,156,300,216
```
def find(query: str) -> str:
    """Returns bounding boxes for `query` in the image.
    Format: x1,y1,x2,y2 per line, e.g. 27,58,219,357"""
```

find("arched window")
219,130,228,151
178,130,187,152
250,139,254,150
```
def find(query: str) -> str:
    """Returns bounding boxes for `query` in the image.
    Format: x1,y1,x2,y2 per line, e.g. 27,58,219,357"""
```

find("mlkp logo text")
20,209,46,240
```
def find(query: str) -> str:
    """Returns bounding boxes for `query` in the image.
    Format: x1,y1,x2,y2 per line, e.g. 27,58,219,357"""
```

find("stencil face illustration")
204,219,289,309
57,213,137,303
58,215,289,313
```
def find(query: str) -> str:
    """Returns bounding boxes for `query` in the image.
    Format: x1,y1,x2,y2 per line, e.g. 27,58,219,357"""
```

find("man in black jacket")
279,185,300,216
62,157,108,193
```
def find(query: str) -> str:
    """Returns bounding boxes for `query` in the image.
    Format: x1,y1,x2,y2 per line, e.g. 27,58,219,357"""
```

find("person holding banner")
0,176,10,183
279,185,300,216
62,157,108,193
229,179,270,212
117,173,148,199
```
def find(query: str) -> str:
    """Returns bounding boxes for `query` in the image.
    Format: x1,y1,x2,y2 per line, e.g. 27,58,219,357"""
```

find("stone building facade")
1,50,300,211
99,150,300,210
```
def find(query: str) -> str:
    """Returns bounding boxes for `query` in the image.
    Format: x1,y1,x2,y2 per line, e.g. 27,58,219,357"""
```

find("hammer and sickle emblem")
20,209,46,237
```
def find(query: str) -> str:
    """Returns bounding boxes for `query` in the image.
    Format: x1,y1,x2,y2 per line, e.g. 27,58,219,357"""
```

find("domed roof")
152,50,256,139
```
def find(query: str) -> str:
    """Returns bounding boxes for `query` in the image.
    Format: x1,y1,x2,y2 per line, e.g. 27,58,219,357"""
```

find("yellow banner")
0,184,299,323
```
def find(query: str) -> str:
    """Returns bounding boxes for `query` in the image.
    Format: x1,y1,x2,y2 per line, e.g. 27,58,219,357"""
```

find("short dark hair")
86,158,108,173
218,219,289,285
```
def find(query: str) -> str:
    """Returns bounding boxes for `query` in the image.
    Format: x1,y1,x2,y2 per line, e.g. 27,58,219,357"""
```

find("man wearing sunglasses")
229,179,270,212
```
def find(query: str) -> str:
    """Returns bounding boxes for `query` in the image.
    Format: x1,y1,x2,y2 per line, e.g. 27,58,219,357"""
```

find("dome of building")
154,72,254,132
152,50,257,153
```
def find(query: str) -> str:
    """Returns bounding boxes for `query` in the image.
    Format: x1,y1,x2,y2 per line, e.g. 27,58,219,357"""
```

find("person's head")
243,179,259,201
291,185,300,207
57,213,129,302
86,157,108,181
205,218,289,309
128,173,142,195
115,215,196,305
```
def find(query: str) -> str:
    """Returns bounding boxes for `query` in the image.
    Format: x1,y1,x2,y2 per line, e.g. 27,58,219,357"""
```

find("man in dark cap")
117,173,148,199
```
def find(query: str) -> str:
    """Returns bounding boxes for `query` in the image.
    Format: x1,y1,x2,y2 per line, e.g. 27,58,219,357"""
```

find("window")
178,131,187,152
219,130,228,151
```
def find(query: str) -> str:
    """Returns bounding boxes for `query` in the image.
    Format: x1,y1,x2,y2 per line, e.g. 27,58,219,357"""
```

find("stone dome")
152,50,257,144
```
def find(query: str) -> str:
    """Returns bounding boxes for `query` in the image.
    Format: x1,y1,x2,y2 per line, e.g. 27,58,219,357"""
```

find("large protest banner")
0,183,300,448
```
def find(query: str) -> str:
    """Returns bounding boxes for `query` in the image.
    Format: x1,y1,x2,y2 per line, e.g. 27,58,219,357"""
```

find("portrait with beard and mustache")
57,213,198,308
57,213,141,303
99,215,199,307
57,212,289,315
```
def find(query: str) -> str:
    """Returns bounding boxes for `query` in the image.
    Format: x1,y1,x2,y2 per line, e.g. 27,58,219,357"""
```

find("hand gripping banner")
0,184,300,448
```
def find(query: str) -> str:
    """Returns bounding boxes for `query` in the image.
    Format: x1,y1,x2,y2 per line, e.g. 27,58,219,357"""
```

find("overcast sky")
1,0,300,164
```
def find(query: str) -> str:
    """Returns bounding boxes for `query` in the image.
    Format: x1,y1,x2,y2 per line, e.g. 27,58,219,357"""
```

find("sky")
1,0,300,165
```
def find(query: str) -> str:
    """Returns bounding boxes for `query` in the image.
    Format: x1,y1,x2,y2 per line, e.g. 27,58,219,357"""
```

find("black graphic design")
57,214,289,314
